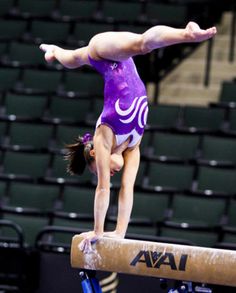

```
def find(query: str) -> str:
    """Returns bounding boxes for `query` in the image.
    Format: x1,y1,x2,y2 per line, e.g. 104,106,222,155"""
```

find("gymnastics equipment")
71,235,236,292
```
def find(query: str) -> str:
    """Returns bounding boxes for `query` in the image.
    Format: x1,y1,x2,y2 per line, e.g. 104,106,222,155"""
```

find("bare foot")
185,21,217,42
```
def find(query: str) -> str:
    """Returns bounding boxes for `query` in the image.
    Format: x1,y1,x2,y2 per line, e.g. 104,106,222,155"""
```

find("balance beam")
71,235,236,287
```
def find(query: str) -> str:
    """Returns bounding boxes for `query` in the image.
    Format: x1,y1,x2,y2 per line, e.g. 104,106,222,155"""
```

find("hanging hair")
64,134,94,175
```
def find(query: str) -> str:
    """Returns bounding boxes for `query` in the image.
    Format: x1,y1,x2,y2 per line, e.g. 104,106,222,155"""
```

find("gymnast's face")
88,152,124,177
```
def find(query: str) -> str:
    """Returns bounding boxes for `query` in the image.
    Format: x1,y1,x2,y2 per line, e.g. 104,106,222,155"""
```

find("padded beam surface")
71,235,236,287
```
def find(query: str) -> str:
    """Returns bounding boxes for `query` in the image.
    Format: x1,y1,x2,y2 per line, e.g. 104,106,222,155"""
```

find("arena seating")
0,0,234,292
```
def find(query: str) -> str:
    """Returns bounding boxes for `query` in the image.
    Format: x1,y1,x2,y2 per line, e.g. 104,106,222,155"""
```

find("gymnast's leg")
40,22,217,67
87,21,217,61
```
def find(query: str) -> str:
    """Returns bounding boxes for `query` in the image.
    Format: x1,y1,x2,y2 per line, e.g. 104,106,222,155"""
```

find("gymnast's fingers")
79,239,86,252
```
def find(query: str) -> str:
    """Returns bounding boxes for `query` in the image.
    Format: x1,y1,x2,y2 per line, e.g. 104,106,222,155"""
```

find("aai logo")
130,250,188,271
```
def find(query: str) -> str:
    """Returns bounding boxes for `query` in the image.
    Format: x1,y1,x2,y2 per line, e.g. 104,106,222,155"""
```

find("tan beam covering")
71,235,236,287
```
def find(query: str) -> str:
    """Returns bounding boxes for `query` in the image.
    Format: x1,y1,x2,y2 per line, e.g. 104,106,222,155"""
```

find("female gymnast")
40,21,217,253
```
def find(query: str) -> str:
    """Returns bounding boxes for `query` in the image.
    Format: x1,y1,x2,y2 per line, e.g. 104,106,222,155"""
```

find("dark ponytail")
64,134,94,175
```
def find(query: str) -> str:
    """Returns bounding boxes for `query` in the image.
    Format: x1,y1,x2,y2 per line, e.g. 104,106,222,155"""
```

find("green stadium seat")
5,41,45,67
145,3,187,26
159,224,219,247
196,165,236,196
150,131,200,162
46,95,91,124
226,198,236,228
62,71,103,97
227,108,236,133
17,69,62,94
218,81,236,105
147,104,181,130
198,135,236,167
88,97,104,123
0,121,8,145
0,41,8,56
177,105,225,134
101,0,143,23
0,180,7,201
29,20,70,44
2,151,50,180
58,0,99,21
0,68,20,92
0,0,15,17
0,20,27,41
131,191,170,223
61,185,95,215
169,193,227,226
5,182,60,211
146,162,194,192
3,92,47,120
220,227,236,247
7,122,53,151
14,0,56,19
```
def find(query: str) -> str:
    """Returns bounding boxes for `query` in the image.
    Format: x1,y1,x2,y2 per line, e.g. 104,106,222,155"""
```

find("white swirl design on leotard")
115,95,148,128
138,101,148,128
115,96,139,116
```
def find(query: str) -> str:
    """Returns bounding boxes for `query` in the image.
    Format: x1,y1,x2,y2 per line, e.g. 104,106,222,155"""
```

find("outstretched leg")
39,21,217,67
88,21,217,61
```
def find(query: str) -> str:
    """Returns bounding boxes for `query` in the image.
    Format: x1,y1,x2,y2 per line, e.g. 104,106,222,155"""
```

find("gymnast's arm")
93,127,113,236
39,44,90,68
111,146,140,238
79,126,113,253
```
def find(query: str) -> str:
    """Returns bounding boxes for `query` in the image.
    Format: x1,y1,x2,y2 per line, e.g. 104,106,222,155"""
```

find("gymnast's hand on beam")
79,231,102,254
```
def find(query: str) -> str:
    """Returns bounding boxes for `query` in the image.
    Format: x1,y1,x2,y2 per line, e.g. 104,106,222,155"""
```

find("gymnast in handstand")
40,21,217,253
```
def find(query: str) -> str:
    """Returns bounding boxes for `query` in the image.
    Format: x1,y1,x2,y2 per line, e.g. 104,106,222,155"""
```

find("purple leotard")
89,56,148,148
